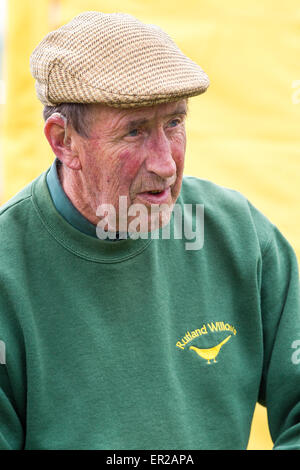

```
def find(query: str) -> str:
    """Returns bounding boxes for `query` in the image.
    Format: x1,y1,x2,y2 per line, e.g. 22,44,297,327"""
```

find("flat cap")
30,11,210,108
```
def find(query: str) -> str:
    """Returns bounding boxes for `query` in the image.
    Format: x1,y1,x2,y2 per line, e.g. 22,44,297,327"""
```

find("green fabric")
0,169,299,450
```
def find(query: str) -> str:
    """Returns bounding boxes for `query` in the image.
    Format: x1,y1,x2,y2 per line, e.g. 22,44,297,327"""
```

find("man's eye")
128,129,139,137
168,119,180,128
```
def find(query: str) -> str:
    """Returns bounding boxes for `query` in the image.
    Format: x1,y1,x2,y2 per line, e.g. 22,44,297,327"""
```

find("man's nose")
145,130,176,179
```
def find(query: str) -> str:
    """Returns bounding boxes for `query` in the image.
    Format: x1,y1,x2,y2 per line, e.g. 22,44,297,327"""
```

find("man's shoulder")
0,173,46,220
0,182,33,217
180,175,275,254
0,173,48,249
181,175,244,203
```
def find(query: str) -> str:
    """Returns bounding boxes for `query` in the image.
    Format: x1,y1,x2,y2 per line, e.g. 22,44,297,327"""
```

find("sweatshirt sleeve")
0,284,25,449
258,224,300,450
0,362,24,449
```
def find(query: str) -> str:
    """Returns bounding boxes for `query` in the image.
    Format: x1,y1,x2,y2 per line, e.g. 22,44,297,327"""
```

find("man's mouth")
137,187,171,204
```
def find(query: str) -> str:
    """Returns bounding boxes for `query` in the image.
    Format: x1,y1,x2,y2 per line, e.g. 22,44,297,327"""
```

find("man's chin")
126,204,174,235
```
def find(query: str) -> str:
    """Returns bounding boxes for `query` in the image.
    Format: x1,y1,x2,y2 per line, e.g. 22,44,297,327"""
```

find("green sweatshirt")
0,165,299,450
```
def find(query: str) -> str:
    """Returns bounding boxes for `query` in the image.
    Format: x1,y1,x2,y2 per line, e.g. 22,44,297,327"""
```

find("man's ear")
44,113,82,170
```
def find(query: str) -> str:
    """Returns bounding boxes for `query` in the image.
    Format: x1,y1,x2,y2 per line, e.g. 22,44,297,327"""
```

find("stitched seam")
31,194,153,264
261,225,275,259
0,195,32,217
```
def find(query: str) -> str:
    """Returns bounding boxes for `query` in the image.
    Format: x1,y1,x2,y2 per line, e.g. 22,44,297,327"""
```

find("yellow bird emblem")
189,335,232,364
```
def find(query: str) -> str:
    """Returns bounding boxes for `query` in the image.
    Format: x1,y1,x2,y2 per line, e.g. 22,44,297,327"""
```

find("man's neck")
57,162,99,226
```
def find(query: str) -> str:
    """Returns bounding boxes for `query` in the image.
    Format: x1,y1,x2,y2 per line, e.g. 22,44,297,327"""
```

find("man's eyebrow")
125,109,187,130
126,118,148,129
165,109,187,118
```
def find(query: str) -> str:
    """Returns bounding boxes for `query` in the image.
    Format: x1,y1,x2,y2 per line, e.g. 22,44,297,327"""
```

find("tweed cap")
30,11,210,108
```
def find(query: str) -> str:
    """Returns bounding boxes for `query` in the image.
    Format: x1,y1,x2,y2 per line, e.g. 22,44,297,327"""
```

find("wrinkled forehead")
88,99,188,133
121,99,188,118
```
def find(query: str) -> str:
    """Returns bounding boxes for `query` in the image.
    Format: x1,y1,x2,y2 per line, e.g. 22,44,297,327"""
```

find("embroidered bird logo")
189,335,232,364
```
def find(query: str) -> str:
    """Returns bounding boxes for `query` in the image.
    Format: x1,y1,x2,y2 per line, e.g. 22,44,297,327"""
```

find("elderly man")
0,12,299,451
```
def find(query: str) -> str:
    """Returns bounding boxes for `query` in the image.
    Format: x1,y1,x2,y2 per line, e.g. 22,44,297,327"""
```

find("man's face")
74,99,187,232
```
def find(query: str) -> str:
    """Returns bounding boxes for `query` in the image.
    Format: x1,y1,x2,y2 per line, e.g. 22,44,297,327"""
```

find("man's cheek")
172,145,185,173
118,150,141,186
176,149,185,166
171,143,185,195
171,132,186,162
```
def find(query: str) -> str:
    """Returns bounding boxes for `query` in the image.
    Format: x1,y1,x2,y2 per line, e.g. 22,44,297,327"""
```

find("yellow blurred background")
1,0,300,450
